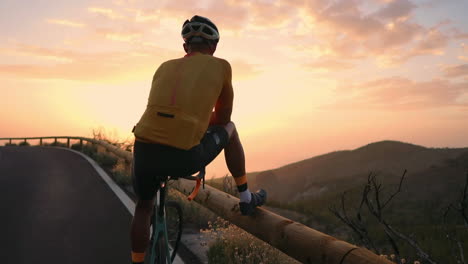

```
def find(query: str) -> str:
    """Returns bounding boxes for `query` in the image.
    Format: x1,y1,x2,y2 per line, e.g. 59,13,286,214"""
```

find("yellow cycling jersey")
134,52,233,150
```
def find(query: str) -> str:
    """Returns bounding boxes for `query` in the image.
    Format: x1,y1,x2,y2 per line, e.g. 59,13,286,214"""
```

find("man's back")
134,52,232,150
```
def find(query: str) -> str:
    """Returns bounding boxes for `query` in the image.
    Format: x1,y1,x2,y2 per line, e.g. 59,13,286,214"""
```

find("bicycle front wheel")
165,201,183,262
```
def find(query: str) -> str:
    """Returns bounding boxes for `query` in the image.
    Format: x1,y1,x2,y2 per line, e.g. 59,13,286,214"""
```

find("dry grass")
202,217,300,264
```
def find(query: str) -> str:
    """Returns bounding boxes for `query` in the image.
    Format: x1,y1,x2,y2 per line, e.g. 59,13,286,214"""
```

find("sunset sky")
1,0,467,177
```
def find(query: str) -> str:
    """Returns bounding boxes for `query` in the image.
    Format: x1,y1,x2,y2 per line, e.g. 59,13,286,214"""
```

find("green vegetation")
18,141,30,146
4,143,17,146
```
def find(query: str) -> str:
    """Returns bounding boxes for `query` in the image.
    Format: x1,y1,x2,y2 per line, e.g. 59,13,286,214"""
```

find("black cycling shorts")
132,125,229,200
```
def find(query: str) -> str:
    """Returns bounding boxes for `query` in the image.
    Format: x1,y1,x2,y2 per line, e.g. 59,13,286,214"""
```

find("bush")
18,141,30,146
95,152,118,169
46,141,68,147
4,143,17,146
71,143,83,151
81,145,98,158
113,170,132,186
203,217,299,264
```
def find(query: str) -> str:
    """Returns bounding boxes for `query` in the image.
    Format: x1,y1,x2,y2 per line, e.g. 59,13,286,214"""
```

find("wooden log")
173,179,393,264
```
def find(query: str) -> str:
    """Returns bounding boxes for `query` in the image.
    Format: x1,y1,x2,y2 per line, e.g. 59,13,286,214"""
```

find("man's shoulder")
212,56,231,70
161,57,183,66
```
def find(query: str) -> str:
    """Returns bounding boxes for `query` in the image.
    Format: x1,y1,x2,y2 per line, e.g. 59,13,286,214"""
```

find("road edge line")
61,147,136,216
57,147,186,264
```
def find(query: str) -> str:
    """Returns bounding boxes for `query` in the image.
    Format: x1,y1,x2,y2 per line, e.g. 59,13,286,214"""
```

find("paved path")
0,146,132,264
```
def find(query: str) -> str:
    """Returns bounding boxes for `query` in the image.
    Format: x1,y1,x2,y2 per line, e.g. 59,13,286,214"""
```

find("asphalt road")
0,146,133,264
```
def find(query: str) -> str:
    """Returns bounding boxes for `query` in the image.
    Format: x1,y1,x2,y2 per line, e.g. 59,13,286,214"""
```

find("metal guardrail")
0,136,393,264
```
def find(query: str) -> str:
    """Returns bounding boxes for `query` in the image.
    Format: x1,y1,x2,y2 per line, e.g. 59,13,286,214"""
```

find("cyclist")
130,15,267,264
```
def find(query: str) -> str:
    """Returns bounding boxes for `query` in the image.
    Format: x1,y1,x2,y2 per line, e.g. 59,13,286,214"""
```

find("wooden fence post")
79,139,83,148
54,137,57,145
9,139,12,144
40,138,43,146
67,138,70,148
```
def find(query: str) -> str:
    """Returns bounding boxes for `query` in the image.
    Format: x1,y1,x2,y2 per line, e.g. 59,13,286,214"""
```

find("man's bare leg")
223,122,266,215
223,122,246,178
130,198,154,264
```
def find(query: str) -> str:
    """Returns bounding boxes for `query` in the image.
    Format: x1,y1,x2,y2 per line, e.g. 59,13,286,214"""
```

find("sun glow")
1,0,468,176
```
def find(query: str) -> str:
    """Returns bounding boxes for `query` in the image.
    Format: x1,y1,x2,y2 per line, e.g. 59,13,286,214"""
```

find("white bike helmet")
181,15,219,44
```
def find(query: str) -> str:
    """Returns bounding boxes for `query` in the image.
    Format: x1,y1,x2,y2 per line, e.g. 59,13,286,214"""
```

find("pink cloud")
289,0,451,65
374,0,416,20
443,64,468,78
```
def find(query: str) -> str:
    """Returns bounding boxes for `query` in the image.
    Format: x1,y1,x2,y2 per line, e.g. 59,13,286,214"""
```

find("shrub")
95,152,118,169
4,143,17,146
45,141,68,147
81,145,98,158
19,141,30,146
203,217,300,264
71,143,83,151
113,169,132,186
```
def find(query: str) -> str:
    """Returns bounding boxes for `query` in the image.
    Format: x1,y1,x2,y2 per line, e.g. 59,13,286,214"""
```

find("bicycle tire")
165,201,183,262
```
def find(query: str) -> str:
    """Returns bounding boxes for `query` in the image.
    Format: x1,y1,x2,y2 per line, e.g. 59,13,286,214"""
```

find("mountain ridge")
248,140,468,202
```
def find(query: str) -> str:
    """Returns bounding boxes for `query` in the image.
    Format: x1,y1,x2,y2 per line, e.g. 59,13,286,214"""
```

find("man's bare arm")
210,61,233,125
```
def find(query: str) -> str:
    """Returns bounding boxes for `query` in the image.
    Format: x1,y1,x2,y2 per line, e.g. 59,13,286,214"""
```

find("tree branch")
382,170,407,209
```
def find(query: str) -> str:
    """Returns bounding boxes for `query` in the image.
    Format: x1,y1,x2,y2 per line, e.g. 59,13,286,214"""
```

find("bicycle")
146,168,206,264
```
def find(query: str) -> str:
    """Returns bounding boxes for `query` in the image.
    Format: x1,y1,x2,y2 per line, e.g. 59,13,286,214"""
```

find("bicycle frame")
149,181,172,264
148,169,205,263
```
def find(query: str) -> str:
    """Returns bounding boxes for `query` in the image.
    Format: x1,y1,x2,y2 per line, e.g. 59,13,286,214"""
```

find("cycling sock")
131,251,145,264
234,175,252,203
239,189,252,203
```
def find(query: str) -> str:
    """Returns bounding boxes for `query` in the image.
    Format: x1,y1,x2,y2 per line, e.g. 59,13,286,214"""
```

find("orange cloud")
328,77,468,110
230,60,262,79
46,19,86,28
304,57,354,71
0,43,180,82
95,28,142,42
1,43,78,62
149,0,249,32
88,7,125,20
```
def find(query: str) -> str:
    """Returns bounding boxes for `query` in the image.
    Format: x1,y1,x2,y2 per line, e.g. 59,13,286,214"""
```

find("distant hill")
248,140,468,203
207,140,468,261
219,140,468,261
